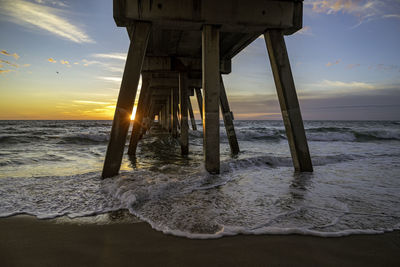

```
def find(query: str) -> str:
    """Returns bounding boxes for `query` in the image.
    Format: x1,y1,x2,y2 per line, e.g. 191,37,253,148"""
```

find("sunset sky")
0,0,399,120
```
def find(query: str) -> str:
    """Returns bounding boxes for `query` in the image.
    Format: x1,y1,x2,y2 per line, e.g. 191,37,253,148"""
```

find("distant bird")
56,71,59,74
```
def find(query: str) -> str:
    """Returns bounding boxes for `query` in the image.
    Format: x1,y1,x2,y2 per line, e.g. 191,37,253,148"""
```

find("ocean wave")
1,156,400,239
0,154,70,167
224,153,362,171
0,135,45,144
225,126,400,142
57,134,109,144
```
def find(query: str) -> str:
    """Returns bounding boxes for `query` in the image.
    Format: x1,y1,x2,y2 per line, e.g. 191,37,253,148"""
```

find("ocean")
0,120,399,238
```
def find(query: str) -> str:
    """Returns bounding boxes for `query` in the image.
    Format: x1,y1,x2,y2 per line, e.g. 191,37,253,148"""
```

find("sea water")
0,120,399,238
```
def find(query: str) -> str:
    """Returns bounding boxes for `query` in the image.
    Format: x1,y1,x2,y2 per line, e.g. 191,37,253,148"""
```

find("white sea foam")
1,120,400,239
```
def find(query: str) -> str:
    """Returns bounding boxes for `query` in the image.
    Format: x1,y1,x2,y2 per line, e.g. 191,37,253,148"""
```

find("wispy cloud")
347,63,360,69
81,59,102,67
73,100,111,105
317,80,376,89
34,0,68,8
326,59,341,67
1,50,20,60
0,59,18,68
383,14,400,19
81,55,125,73
91,53,127,61
376,63,400,72
0,0,94,43
98,76,123,83
0,69,15,74
305,0,400,26
296,26,313,35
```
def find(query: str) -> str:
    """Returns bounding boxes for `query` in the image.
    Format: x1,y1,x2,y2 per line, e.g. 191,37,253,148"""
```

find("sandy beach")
0,215,399,266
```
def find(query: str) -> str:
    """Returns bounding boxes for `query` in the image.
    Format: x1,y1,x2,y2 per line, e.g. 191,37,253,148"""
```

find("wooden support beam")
143,87,154,133
170,89,174,133
188,95,197,131
220,76,240,155
102,21,151,179
161,104,167,129
166,92,171,132
172,87,179,137
195,88,203,120
264,30,313,172
179,72,189,155
127,75,150,155
202,25,220,174
141,92,154,135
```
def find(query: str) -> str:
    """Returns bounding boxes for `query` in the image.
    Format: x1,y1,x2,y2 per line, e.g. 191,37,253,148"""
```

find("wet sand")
1,215,399,266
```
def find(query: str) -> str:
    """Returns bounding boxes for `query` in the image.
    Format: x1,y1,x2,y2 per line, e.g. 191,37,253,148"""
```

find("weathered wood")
264,30,313,172
166,92,171,132
202,25,220,174
127,75,150,155
195,88,203,120
142,57,231,74
102,22,151,179
141,90,154,135
220,76,239,155
172,87,179,137
179,72,189,155
188,95,197,131
116,0,302,34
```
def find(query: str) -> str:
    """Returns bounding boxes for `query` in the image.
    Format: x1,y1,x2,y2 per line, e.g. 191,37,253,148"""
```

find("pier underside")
102,0,312,178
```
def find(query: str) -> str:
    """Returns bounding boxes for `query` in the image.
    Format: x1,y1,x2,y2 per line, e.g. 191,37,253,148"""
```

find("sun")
130,106,137,120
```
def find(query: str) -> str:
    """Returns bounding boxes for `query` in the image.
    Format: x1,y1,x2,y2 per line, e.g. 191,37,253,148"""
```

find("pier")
102,0,313,178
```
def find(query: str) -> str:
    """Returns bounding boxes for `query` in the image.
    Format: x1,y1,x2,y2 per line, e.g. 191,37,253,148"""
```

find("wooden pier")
102,0,312,178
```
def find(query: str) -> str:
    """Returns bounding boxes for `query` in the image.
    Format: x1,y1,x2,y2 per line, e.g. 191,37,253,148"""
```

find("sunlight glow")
130,106,137,120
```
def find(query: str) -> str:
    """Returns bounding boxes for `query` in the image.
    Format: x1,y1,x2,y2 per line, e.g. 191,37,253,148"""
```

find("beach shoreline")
1,215,399,266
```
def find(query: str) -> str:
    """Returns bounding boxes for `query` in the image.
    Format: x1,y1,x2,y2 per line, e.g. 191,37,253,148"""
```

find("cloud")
375,63,400,71
309,0,370,14
305,0,400,26
383,14,400,19
91,53,127,61
34,0,68,8
0,0,94,44
0,69,14,74
296,26,313,35
346,63,360,69
98,76,123,83
1,50,20,60
73,100,111,105
48,58,57,63
326,59,341,67
82,59,102,67
82,57,124,73
0,59,19,68
318,80,376,89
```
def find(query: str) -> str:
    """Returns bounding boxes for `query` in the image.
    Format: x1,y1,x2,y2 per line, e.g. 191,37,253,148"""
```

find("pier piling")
220,76,240,155
264,30,313,172
195,88,203,121
128,75,150,155
179,72,189,155
102,22,151,179
202,25,220,174
188,95,197,131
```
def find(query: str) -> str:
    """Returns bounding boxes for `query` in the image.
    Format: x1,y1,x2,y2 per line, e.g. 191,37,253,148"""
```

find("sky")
0,0,399,120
